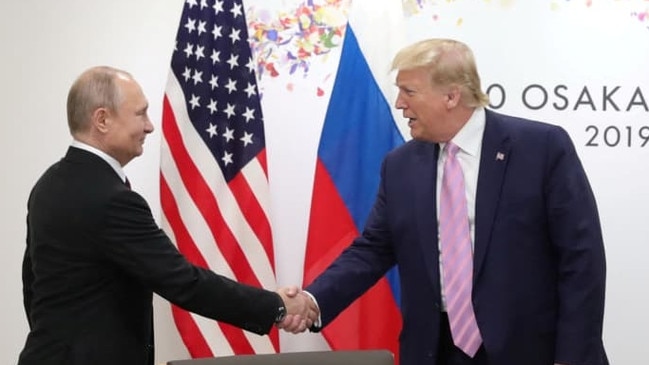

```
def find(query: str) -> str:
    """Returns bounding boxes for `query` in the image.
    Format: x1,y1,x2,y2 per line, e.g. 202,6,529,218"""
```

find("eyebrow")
136,104,149,114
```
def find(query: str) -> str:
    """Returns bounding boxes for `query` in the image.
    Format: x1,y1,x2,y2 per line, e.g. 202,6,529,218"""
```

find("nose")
395,92,406,110
144,116,155,134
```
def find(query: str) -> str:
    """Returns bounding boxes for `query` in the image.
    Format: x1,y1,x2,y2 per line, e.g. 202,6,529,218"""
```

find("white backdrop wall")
1,1,647,364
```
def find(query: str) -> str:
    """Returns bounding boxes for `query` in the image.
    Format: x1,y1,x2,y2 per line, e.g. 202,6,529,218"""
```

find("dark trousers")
437,313,489,365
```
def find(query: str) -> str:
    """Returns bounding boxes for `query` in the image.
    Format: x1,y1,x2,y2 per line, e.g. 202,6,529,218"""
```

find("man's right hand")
275,286,320,334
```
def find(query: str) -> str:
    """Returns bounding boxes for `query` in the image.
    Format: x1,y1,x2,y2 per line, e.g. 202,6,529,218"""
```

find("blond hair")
391,39,489,107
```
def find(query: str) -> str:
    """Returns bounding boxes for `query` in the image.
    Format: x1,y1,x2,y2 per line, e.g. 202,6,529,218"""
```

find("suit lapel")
412,142,442,289
474,111,511,279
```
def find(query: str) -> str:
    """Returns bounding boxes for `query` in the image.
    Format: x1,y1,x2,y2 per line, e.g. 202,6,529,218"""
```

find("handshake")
275,286,321,334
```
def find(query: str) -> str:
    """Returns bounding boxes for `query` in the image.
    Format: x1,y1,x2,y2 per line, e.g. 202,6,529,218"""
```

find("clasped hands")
275,286,320,334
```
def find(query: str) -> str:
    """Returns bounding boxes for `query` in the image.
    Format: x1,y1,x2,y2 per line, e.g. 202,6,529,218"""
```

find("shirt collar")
70,140,127,183
447,107,486,156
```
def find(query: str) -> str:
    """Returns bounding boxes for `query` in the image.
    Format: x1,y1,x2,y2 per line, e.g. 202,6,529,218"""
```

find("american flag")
160,0,277,357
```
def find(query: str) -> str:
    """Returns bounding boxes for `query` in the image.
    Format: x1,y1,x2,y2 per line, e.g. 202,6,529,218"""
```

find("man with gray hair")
19,66,313,365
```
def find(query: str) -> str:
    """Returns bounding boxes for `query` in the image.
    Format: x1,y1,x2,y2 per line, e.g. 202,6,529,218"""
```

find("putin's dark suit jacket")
306,110,608,365
19,147,281,365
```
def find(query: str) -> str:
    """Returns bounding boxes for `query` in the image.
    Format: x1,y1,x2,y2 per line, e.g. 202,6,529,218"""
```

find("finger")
284,285,300,297
276,314,293,330
292,319,307,334
283,314,303,332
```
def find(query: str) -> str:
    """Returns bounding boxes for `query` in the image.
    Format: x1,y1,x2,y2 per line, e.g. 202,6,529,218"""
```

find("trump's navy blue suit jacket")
306,110,608,365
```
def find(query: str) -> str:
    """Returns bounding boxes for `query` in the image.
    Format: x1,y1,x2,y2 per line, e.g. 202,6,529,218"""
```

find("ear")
445,87,461,109
91,107,110,133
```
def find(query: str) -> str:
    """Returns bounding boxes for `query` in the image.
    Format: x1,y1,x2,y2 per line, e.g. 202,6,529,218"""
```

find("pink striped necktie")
439,142,482,357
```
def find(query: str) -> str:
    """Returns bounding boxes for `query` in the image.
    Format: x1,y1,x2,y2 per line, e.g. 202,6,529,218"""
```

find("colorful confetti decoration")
404,0,649,31
630,7,649,29
245,0,647,88
247,0,349,80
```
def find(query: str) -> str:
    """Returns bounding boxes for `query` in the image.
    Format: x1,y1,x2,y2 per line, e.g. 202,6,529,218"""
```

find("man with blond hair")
302,39,608,365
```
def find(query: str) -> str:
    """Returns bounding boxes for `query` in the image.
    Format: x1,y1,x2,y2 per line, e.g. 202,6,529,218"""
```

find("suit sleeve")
96,189,281,336
22,213,34,329
545,127,607,364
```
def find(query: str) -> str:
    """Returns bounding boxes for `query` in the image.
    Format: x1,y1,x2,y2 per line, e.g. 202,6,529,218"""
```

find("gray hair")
66,66,133,134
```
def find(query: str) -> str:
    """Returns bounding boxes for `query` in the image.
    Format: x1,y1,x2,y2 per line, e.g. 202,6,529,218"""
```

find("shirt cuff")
301,290,322,328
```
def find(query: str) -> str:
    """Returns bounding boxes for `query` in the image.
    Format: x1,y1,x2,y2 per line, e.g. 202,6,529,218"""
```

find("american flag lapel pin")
496,152,505,161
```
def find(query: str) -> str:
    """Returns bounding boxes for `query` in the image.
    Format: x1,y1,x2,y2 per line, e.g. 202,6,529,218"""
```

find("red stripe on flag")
304,160,401,363
257,149,269,176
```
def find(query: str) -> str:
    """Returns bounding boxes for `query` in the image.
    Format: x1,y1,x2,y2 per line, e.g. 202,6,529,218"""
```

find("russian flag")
303,0,406,362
